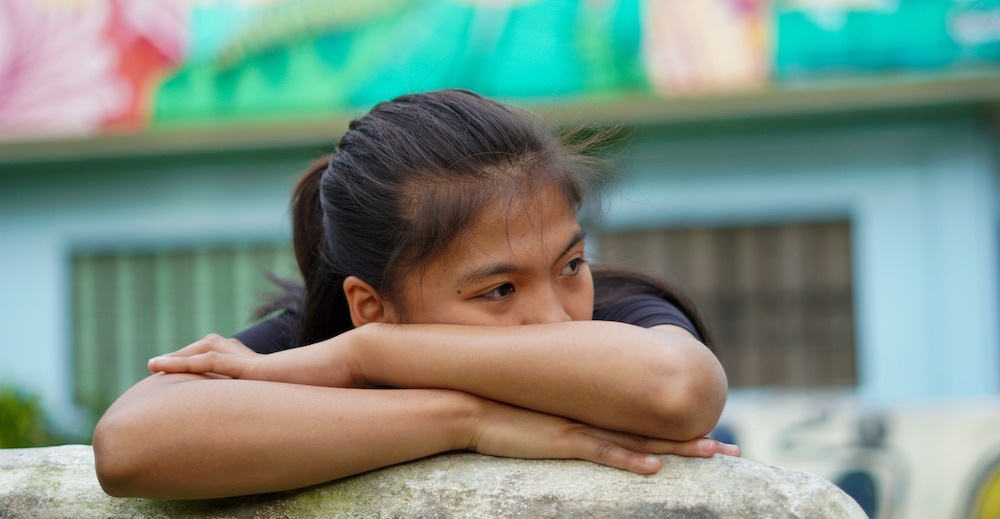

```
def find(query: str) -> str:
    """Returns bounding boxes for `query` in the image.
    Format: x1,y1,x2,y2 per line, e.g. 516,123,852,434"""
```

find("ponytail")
293,155,357,345
291,156,331,300
257,155,355,346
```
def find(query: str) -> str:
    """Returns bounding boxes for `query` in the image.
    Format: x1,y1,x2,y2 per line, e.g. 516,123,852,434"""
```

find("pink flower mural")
642,0,770,96
0,0,186,140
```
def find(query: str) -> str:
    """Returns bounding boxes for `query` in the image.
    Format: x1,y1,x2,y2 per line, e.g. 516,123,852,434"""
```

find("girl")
93,89,736,500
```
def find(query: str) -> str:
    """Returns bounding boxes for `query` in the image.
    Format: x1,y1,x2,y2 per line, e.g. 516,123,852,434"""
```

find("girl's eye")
561,258,586,277
482,283,515,302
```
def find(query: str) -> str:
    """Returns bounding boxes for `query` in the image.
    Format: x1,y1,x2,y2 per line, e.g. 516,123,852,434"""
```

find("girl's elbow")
652,363,728,440
92,414,144,498
684,377,728,439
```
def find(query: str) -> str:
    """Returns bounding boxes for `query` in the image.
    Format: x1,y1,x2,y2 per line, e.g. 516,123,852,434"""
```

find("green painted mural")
774,0,1000,76
0,0,998,140
153,0,652,124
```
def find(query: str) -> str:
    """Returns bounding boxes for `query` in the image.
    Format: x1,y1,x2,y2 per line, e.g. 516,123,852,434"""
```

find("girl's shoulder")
592,267,711,346
233,310,300,354
592,294,701,340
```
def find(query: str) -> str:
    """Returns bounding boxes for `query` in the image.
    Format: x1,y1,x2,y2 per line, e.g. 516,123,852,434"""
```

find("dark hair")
270,89,712,349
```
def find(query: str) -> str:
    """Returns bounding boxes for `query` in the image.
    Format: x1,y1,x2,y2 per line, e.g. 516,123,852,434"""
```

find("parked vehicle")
715,393,1000,519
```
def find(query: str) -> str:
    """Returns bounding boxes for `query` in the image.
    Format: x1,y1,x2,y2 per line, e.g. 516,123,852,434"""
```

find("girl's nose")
519,287,572,324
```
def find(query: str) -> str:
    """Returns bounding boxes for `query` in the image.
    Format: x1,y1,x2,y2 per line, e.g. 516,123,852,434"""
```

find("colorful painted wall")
2,0,999,140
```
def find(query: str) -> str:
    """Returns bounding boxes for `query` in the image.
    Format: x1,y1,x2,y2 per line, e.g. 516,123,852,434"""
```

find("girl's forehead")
435,186,582,270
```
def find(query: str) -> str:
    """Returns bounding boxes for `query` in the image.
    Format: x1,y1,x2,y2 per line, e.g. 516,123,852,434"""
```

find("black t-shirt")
234,294,699,354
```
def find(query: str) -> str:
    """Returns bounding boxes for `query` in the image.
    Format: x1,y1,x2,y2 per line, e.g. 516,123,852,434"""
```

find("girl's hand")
147,333,361,388
466,398,740,474
148,334,259,378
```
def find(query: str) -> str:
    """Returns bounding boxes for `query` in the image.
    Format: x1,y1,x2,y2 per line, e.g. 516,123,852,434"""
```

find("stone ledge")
0,445,865,518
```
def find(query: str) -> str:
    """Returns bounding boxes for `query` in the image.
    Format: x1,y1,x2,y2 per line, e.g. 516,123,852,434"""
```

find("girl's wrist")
348,322,413,388
343,322,399,388
337,324,373,388
444,390,484,452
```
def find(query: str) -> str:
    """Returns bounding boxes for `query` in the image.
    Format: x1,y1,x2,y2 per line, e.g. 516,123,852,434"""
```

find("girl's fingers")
714,440,740,457
148,335,355,387
585,428,739,459
470,400,741,476
643,436,740,458
567,434,663,474
148,351,255,379
570,433,739,475
159,334,250,358
148,334,260,378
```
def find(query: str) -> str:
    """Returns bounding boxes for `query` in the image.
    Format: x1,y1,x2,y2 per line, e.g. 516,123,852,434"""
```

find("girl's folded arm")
93,369,721,500
92,373,474,499
350,320,727,441
150,321,726,443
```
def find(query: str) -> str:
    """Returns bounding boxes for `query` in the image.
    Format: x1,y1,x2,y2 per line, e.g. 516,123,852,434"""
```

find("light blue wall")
603,111,1000,405
1,110,998,434
0,149,310,433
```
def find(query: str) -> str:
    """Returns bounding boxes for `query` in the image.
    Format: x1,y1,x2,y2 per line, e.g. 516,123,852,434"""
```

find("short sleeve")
593,294,702,341
232,311,300,354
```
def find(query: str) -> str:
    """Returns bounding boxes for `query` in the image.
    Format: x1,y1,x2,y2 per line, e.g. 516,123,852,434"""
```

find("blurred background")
1,0,999,517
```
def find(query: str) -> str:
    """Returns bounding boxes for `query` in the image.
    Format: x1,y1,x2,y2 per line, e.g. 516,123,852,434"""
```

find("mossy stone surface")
0,445,865,518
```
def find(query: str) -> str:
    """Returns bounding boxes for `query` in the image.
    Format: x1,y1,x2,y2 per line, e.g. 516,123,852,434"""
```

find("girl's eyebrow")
562,229,587,257
456,229,586,286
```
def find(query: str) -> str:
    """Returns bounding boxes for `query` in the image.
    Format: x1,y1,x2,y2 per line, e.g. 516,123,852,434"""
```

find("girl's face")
393,183,594,326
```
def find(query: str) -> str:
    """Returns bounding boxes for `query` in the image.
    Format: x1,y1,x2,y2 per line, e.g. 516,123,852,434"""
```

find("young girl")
93,89,736,500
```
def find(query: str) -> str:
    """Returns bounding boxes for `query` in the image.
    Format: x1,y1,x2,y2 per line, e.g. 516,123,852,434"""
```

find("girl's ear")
343,276,392,327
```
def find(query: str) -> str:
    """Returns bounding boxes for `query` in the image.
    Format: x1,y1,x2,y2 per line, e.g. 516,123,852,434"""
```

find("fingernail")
699,438,717,454
642,455,660,469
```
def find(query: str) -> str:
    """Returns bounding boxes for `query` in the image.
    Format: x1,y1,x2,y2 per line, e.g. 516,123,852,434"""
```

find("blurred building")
1,1,999,516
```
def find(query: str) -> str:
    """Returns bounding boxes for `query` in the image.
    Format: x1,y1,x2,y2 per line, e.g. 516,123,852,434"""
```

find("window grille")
71,243,298,417
598,221,856,388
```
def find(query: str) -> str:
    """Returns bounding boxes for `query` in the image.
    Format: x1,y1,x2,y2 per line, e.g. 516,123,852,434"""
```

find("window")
71,243,297,417
598,221,856,388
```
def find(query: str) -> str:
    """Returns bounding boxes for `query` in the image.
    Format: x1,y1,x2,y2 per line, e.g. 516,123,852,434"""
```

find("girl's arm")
94,371,727,499
151,320,728,442
354,321,727,440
